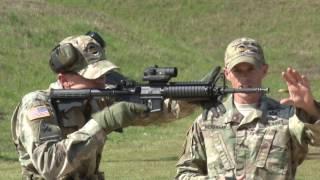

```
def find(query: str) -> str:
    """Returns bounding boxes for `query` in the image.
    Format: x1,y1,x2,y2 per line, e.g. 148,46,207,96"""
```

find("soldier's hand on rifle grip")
92,102,148,133
201,101,226,121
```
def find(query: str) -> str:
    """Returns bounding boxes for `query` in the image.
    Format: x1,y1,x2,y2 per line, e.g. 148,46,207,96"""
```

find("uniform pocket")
256,128,289,175
202,128,236,177
266,129,289,174
255,129,276,168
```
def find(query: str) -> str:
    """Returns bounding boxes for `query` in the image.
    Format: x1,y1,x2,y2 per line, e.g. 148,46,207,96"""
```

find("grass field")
1,0,320,179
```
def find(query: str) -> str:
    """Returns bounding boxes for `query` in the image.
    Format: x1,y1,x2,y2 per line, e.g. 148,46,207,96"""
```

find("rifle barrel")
221,88,269,93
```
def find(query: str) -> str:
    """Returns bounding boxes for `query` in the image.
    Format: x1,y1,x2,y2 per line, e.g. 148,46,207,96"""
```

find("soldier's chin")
238,85,253,89
237,92,255,98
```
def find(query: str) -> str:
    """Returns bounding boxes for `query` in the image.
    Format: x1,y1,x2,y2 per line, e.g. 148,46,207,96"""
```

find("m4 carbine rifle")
50,66,269,112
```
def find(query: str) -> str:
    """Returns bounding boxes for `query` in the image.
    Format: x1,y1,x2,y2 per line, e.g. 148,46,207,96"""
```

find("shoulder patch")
27,106,51,121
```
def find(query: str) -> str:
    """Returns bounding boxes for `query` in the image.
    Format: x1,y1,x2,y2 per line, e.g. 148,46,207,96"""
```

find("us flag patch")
27,106,51,120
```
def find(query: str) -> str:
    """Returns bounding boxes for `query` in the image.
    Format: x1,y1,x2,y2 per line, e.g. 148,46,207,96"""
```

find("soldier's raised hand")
281,67,320,118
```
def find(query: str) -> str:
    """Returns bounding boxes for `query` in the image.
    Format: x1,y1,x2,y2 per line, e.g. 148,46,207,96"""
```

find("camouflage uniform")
10,34,120,180
11,34,192,180
176,37,320,180
176,95,320,180
12,82,110,180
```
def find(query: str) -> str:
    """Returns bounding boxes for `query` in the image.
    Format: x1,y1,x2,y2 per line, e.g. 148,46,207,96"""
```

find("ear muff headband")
49,43,83,73
85,31,106,48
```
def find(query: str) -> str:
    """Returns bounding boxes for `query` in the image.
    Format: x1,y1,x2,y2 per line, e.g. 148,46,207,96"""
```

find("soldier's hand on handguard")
201,100,226,121
92,102,148,133
200,66,226,121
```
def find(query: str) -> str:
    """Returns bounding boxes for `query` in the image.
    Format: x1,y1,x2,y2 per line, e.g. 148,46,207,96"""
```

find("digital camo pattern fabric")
176,95,320,180
11,81,194,180
11,86,108,180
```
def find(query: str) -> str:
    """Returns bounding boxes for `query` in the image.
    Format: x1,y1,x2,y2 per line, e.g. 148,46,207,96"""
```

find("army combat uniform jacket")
176,95,320,180
11,82,111,180
12,82,193,180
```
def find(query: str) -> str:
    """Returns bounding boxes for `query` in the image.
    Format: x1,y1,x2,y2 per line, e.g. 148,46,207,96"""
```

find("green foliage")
1,0,320,179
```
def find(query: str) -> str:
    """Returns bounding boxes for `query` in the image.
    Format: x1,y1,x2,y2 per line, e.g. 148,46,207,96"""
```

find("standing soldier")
176,37,320,180
11,32,192,180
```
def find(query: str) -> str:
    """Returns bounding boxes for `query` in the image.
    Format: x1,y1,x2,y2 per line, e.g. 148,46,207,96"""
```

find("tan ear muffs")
49,43,83,73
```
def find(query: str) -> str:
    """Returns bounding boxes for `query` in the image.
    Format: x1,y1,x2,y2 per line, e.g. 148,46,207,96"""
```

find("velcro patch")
27,106,51,120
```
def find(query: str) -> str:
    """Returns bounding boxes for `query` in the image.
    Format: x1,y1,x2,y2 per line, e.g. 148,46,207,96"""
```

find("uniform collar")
48,81,63,90
223,95,268,127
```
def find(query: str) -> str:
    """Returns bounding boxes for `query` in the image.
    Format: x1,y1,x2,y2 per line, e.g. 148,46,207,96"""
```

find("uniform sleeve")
288,104,320,165
105,71,197,125
130,99,197,126
175,117,211,180
16,92,106,179
291,102,320,146
289,103,320,146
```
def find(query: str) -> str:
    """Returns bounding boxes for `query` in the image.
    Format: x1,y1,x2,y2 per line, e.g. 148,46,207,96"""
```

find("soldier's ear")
58,73,74,89
261,64,269,78
224,67,232,81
